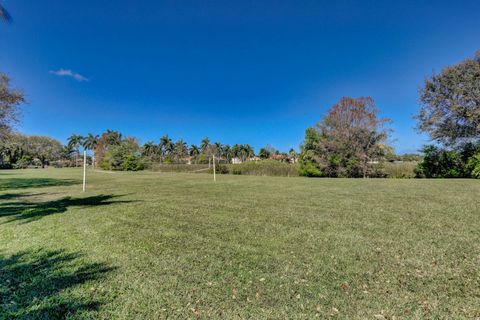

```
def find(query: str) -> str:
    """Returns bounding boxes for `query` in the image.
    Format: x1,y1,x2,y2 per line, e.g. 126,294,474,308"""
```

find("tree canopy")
299,97,391,178
417,50,480,147
0,73,25,139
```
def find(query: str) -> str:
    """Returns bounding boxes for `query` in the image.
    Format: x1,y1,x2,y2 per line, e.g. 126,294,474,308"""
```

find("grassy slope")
0,169,479,319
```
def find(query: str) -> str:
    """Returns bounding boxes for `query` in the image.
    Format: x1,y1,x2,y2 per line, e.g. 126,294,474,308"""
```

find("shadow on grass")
0,192,48,201
0,178,80,191
0,194,136,224
0,249,116,319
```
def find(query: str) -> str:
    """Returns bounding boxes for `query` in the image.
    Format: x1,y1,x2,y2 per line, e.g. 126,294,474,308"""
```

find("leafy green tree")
417,50,480,147
299,97,390,178
259,148,270,160
1,73,25,139
24,136,62,168
67,134,84,167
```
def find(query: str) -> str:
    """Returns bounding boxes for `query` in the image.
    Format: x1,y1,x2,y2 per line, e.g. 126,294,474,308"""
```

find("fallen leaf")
255,292,261,300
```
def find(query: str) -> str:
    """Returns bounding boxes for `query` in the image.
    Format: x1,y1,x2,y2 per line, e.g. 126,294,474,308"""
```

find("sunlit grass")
1,168,479,319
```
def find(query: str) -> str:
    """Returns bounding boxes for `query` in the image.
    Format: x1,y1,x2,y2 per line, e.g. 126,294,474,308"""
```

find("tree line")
1,48,479,177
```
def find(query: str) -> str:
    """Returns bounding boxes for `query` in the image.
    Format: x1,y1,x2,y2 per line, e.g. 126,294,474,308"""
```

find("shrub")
467,153,480,179
383,162,417,178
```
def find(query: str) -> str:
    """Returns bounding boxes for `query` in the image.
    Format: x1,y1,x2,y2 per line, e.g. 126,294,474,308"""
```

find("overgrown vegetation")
299,97,391,178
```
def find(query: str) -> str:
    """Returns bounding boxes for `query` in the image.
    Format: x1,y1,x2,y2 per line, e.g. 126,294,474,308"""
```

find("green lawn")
1,169,479,319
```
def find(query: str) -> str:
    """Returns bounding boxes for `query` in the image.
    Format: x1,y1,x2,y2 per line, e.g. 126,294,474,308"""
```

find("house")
231,157,242,164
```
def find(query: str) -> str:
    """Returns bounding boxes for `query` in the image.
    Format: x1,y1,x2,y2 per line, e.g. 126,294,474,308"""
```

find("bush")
227,160,299,177
383,162,417,178
467,153,480,179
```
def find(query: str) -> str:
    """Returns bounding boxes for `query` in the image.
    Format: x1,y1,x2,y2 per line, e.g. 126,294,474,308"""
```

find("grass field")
1,169,479,319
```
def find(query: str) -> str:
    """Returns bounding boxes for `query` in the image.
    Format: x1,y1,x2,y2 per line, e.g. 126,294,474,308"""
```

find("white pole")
83,151,87,192
213,155,216,182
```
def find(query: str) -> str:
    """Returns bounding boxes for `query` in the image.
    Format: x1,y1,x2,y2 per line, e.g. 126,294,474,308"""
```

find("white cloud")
49,69,89,82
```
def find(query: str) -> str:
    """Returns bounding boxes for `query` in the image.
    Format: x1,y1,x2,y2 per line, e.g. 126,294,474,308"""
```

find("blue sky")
1,0,480,153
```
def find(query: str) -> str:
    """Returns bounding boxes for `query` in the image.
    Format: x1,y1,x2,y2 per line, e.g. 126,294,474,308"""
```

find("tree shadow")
0,192,48,201
0,248,116,319
0,194,136,224
0,178,80,191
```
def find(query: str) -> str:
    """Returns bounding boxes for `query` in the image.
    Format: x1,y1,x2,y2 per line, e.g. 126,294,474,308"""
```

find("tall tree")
200,137,210,154
0,73,25,139
189,144,200,164
83,133,99,167
174,139,188,161
159,135,173,160
417,50,480,147
142,141,157,158
299,97,390,178
24,136,62,168
67,134,83,167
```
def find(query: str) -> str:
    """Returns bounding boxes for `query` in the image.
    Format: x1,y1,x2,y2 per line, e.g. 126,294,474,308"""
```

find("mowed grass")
0,169,479,319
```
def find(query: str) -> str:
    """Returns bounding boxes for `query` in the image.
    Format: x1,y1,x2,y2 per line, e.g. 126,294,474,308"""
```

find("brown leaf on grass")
255,292,261,300
374,314,385,320
232,288,237,299
340,282,349,290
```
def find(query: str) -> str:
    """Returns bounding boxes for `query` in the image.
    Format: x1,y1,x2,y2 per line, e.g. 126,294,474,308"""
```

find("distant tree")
0,73,25,139
83,133,99,151
200,137,210,154
173,139,188,161
24,136,62,168
83,134,99,166
142,141,157,158
67,134,83,167
189,144,200,163
288,148,298,163
159,135,173,160
0,3,12,23
417,50,480,147
104,130,122,146
222,144,231,163
299,97,390,178
259,147,271,160
214,142,222,158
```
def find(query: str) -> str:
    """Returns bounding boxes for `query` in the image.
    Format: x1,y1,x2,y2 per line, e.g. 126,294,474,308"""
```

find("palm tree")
174,139,188,162
222,144,231,163
142,141,157,158
67,134,84,167
0,4,12,23
104,130,122,146
83,133,99,168
159,135,173,160
190,144,200,164
200,137,210,154
214,142,222,158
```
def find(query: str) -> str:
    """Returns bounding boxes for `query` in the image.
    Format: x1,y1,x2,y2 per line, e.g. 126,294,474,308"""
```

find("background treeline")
1,50,479,178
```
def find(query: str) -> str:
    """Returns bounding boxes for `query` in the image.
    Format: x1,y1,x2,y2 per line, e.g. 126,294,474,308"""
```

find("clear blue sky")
1,0,480,153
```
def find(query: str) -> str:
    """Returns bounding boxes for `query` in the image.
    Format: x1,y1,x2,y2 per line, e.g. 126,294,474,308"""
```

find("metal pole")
213,155,216,182
83,151,86,192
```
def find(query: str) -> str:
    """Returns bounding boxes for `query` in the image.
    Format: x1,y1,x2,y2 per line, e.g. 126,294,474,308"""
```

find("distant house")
249,156,261,162
231,157,242,164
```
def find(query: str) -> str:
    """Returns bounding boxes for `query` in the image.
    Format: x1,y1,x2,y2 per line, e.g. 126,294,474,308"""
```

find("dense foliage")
299,97,391,178
416,144,480,178
0,73,25,139
417,51,480,147
0,134,62,168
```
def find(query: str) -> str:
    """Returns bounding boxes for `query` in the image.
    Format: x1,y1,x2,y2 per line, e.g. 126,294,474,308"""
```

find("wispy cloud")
49,69,89,82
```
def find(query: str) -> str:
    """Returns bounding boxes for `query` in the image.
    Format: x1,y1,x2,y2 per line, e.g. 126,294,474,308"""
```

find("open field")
1,169,479,319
